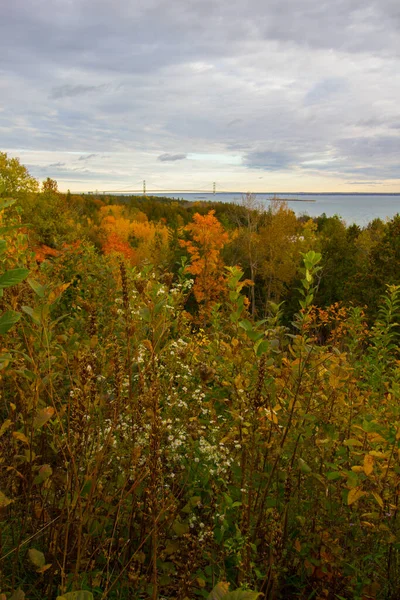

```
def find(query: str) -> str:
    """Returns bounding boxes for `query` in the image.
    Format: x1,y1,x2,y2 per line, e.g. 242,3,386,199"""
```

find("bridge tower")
213,182,216,195
143,180,146,195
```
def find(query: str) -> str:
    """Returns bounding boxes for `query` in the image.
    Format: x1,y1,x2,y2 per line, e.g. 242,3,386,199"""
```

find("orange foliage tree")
100,214,136,261
180,210,229,316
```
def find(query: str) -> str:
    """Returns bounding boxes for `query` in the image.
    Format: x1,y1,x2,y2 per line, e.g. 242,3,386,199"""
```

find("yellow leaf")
266,409,278,424
329,374,344,389
372,492,384,509
12,431,29,445
347,487,365,505
369,451,387,458
28,548,45,568
343,438,363,447
364,454,374,476
37,563,52,574
0,490,13,508
0,418,12,437
48,282,71,304
208,582,230,600
33,407,55,429
368,432,385,443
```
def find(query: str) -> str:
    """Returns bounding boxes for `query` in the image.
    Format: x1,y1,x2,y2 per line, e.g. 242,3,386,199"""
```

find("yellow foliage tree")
99,208,169,266
259,200,303,307
130,220,170,267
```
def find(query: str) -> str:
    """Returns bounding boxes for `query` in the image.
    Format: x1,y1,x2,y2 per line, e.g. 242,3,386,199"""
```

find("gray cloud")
227,119,243,127
348,181,382,185
304,77,348,105
158,153,187,162
78,153,98,161
1,0,400,190
51,85,107,99
245,150,295,171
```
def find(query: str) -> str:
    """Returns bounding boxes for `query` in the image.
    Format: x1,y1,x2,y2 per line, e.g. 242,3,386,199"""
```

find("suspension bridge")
84,181,218,195
81,181,314,202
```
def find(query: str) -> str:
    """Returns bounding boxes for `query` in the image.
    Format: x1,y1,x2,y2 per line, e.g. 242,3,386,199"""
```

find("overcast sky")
1,0,400,192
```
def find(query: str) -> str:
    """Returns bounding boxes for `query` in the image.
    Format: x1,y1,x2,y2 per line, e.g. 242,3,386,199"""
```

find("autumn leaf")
207,582,230,600
56,593,94,600
348,487,366,505
363,454,374,476
372,491,384,509
48,282,71,304
0,490,13,508
33,406,55,429
33,464,52,485
28,548,45,569
0,418,12,437
12,431,29,445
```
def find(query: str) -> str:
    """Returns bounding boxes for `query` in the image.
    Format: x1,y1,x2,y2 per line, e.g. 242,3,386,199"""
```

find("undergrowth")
0,196,399,600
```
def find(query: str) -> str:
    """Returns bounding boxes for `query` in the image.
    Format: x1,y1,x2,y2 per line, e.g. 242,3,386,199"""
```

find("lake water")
147,192,400,227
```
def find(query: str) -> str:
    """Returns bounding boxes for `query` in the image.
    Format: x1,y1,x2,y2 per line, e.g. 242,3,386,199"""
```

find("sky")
1,0,400,193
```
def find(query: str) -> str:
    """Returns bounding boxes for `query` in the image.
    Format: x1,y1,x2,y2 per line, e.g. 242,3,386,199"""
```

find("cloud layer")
1,0,400,191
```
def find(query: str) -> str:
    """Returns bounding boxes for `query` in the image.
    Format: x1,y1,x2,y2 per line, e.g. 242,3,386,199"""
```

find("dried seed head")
119,260,130,312
198,363,215,383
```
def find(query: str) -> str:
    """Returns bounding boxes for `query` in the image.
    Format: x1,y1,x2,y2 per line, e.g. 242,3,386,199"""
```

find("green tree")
0,151,38,198
315,215,358,306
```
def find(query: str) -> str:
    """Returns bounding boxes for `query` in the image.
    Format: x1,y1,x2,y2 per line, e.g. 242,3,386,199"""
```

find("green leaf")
0,268,29,289
0,240,7,255
0,224,29,235
172,519,189,536
27,278,46,298
57,592,94,600
33,464,52,485
326,471,342,481
255,339,269,356
0,310,21,334
0,198,16,210
22,305,41,325
28,548,45,568
239,319,253,332
182,495,201,513
298,458,312,474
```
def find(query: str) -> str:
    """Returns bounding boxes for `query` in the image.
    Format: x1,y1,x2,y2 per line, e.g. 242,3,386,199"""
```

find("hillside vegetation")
0,152,400,599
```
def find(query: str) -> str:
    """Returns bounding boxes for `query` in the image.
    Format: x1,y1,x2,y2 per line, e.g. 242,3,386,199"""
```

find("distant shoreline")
215,192,400,197
275,197,316,202
81,191,400,197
